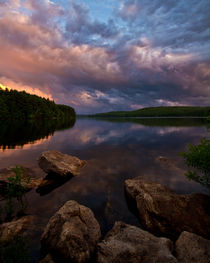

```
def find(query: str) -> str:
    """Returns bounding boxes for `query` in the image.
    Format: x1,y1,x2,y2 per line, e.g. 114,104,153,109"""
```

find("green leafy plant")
5,166,30,220
180,138,210,187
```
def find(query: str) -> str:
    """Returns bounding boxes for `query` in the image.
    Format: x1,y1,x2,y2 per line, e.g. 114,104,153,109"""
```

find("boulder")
38,151,86,177
125,177,210,239
0,166,70,196
175,231,210,263
41,200,101,263
97,221,177,263
0,167,43,192
0,216,34,243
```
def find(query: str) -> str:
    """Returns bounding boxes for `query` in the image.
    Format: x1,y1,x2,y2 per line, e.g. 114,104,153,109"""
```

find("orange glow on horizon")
0,136,51,152
0,83,9,91
0,80,53,100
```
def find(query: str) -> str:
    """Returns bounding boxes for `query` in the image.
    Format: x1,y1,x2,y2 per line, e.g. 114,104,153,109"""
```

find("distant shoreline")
81,106,210,118
78,116,207,119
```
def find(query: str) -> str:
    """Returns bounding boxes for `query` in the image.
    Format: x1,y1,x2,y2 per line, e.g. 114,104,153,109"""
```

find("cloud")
0,0,209,113
117,0,210,52
118,0,141,20
0,77,53,100
65,3,119,44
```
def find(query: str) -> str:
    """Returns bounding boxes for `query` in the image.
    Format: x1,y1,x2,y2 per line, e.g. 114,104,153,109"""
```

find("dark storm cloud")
117,0,210,50
0,0,209,113
65,3,118,45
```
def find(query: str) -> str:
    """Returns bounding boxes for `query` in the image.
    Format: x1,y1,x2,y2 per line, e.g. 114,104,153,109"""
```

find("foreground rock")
125,177,210,239
0,216,34,243
97,221,177,263
175,231,210,263
0,167,43,192
41,200,101,263
38,151,86,177
39,254,55,263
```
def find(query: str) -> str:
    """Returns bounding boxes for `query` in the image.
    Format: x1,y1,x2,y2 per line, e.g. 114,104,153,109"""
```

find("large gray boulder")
97,221,177,263
41,200,101,263
38,151,86,177
125,177,210,239
175,231,210,263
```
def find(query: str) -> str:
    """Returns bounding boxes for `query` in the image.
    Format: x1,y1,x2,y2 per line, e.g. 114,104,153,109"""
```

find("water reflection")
0,117,209,262
36,174,73,196
0,118,75,150
91,117,207,127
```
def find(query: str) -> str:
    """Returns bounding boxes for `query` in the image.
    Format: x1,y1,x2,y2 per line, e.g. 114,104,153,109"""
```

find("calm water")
0,117,209,261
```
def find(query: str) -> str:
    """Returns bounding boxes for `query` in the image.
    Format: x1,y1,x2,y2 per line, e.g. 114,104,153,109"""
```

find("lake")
0,117,209,261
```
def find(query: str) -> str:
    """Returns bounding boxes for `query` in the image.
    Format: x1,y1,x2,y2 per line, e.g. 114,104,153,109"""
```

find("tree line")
90,106,210,118
0,88,75,120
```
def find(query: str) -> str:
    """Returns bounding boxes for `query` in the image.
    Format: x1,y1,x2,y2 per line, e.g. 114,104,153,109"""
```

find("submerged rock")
0,167,43,192
0,215,35,243
175,231,210,263
41,200,101,263
97,221,177,263
125,177,210,239
0,166,72,198
38,150,86,177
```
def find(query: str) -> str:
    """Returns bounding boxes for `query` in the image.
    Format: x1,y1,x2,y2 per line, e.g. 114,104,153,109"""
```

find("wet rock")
125,177,210,239
97,221,177,263
41,200,101,263
175,231,210,263
0,216,34,243
38,150,86,177
0,167,43,192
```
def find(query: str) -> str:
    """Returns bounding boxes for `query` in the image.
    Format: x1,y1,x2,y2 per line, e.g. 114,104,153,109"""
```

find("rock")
39,254,55,263
38,151,86,177
97,221,177,263
0,167,43,192
0,216,34,243
0,166,70,197
41,200,101,263
125,178,210,239
175,231,210,263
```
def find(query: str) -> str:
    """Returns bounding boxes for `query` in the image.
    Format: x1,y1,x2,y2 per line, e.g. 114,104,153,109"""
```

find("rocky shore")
125,177,210,239
0,151,209,263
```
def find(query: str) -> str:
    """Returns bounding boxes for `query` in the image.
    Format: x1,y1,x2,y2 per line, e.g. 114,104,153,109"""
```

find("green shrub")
5,166,30,220
180,138,210,187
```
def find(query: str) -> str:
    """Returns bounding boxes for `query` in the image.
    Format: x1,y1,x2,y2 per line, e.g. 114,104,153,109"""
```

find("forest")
0,88,75,120
89,106,210,118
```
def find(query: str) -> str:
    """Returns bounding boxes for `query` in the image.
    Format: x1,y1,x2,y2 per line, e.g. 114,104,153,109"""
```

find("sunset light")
0,83,8,91
0,1,209,262
0,0,209,113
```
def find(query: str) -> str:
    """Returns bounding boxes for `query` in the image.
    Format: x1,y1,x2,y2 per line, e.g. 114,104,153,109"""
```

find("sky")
0,0,209,113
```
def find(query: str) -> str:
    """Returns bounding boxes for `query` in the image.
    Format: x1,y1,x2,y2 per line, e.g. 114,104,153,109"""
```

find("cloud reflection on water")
0,118,209,261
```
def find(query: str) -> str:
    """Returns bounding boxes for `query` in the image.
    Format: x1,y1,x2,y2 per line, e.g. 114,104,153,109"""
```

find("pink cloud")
0,0,209,113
